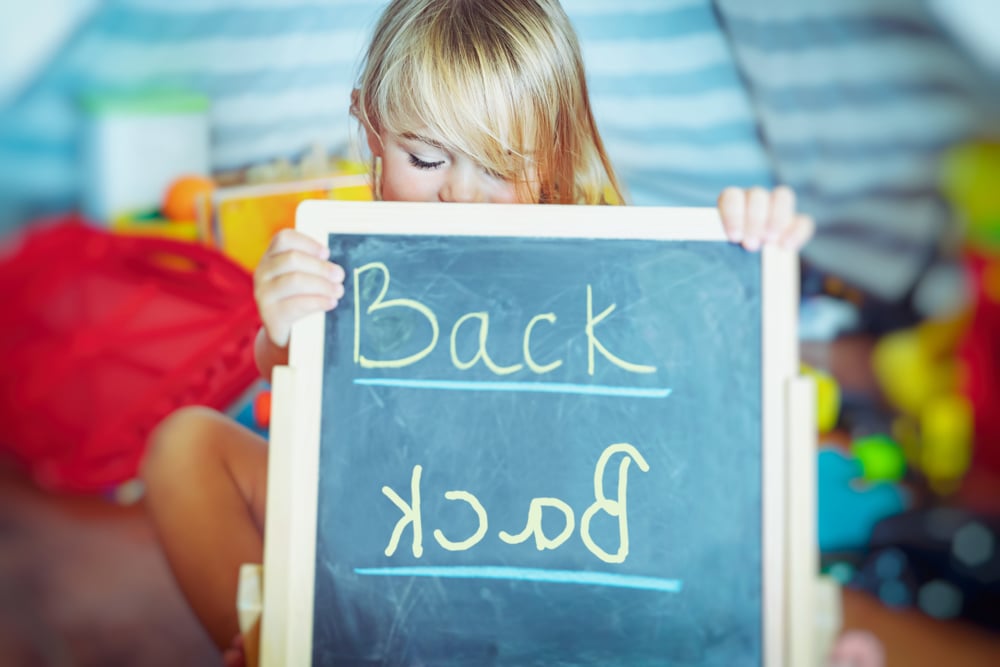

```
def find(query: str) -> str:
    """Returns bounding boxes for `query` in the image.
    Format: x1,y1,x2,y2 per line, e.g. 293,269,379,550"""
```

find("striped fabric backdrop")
715,0,1000,301
0,0,995,302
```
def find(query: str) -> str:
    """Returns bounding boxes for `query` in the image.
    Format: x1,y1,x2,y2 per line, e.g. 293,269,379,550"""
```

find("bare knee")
141,406,224,494
141,406,268,523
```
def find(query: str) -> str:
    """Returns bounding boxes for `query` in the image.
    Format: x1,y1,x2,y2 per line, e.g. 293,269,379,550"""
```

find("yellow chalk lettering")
432,490,488,551
450,312,523,375
354,262,439,369
523,313,563,374
586,285,655,375
382,464,423,558
580,443,650,563
498,497,576,551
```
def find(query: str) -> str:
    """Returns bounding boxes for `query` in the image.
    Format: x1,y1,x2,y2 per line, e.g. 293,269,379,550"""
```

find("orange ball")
162,175,215,222
253,390,272,429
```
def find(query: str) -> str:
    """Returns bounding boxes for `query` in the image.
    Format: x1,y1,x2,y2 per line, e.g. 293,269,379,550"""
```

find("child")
142,1,872,665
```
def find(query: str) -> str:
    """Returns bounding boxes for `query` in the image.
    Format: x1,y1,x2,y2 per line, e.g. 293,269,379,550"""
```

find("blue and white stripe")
715,0,999,300
574,1,773,207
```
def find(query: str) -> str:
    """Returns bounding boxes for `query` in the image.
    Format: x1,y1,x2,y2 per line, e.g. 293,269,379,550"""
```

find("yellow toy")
211,165,373,271
919,395,973,494
868,140,1000,492
801,363,841,434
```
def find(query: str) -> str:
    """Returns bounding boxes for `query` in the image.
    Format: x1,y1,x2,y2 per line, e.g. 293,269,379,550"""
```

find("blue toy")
818,447,910,553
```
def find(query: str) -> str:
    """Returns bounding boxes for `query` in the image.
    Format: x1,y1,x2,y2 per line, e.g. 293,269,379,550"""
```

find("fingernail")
745,238,760,251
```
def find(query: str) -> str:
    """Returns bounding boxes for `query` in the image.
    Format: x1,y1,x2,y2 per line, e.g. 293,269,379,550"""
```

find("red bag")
960,251,1000,476
0,218,260,493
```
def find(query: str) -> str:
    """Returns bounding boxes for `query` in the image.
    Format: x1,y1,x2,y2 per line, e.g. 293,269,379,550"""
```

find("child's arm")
252,229,345,379
717,185,815,251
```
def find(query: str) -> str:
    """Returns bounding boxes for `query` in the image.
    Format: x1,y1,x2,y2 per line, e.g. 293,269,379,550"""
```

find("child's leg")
141,406,268,649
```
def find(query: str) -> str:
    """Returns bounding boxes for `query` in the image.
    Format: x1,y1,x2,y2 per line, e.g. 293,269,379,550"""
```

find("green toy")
851,434,907,483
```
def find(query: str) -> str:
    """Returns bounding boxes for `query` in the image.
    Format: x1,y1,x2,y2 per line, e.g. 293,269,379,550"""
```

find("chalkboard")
262,200,798,667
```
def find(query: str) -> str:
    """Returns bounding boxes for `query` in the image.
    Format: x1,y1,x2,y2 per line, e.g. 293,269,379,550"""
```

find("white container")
81,91,210,223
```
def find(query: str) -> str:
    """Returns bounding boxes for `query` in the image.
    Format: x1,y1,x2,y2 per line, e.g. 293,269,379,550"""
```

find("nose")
439,163,484,203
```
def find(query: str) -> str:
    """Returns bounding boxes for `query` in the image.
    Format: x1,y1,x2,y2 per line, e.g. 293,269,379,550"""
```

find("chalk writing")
381,443,649,563
354,262,655,376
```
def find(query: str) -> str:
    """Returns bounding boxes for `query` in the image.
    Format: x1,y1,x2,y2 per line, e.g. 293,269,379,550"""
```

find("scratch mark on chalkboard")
354,379,672,398
354,566,683,593
363,384,386,409
384,574,418,653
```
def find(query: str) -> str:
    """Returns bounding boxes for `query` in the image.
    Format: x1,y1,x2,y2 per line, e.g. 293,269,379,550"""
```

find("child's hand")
717,186,815,252
254,229,345,348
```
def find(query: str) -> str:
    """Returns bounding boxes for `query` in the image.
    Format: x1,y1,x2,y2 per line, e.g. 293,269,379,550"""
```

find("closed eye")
408,154,445,170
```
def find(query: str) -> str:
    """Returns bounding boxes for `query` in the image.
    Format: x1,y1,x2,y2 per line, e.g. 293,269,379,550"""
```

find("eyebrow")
401,132,446,149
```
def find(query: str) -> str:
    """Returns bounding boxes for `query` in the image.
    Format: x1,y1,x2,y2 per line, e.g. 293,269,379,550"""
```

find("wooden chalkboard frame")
258,199,803,666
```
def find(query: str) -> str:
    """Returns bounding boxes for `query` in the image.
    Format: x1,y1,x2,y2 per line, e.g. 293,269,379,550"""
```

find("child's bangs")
378,44,541,183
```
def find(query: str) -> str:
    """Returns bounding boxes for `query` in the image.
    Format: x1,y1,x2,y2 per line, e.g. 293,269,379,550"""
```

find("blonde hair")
353,0,624,204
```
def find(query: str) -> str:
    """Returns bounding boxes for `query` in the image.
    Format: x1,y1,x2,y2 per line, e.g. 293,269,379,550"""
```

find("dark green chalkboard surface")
264,200,798,667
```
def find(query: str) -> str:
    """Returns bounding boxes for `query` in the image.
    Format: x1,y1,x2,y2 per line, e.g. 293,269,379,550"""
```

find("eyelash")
407,153,509,180
408,154,444,170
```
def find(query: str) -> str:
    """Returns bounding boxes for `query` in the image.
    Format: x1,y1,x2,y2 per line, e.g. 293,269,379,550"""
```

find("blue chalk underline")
353,566,683,593
354,378,672,399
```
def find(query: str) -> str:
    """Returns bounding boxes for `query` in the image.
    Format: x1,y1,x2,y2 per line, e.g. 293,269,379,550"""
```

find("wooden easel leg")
786,376,843,665
815,574,843,662
238,562,263,667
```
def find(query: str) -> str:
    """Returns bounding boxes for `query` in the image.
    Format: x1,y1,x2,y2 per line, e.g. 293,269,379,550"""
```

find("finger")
262,295,342,348
743,187,770,251
717,187,746,243
779,214,815,251
266,228,330,259
255,249,344,289
765,185,796,243
257,271,345,309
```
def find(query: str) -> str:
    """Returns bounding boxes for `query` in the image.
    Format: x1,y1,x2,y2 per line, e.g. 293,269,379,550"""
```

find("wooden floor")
0,463,218,667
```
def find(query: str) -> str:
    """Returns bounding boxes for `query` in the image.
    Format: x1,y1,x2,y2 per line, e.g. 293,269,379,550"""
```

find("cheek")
483,174,532,204
501,178,540,204
380,155,426,202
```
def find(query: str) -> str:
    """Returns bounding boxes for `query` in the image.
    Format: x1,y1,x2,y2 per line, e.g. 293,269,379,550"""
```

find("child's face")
372,129,540,204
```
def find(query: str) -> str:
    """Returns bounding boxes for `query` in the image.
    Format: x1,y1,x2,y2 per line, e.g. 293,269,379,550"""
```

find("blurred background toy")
162,174,216,223
802,363,842,435
81,91,210,225
818,447,910,554
232,383,271,439
851,434,907,484
854,507,1000,632
209,164,371,270
945,142,1000,478
864,140,1000,495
